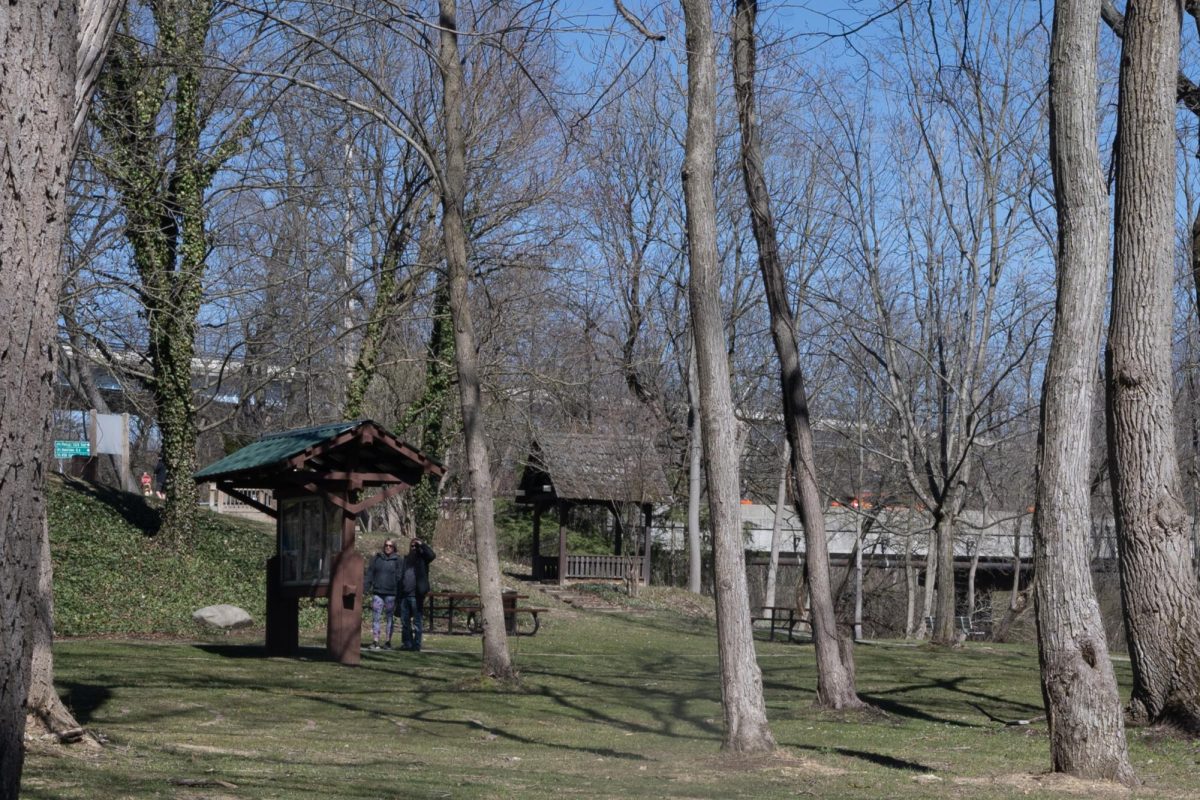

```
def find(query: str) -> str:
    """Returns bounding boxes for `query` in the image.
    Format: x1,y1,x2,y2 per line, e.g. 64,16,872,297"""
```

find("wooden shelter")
194,419,444,665
515,433,670,585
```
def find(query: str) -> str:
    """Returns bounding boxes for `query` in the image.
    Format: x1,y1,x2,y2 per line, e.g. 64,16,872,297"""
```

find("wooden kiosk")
194,420,444,665
515,433,669,586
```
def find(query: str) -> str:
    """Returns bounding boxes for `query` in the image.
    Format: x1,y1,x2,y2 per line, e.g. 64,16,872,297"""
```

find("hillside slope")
47,476,275,635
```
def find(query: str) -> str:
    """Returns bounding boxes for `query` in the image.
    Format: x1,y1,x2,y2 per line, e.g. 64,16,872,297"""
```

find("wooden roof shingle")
520,432,670,505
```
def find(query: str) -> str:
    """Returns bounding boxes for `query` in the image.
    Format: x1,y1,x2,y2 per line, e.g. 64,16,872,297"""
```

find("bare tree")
1034,0,1135,780
732,0,861,710
679,0,775,753
824,2,1048,645
437,0,514,680
1107,0,1200,732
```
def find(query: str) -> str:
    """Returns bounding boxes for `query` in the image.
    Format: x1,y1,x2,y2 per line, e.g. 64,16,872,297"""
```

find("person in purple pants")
365,539,401,650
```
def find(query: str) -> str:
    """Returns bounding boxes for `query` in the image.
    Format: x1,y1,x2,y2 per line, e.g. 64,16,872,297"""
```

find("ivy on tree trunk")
93,0,236,544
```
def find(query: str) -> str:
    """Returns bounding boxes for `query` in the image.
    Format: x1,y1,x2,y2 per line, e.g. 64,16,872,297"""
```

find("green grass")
32,478,1199,797
23,615,1200,799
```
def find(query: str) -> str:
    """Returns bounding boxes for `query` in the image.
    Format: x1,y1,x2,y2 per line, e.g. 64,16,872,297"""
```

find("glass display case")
278,495,341,586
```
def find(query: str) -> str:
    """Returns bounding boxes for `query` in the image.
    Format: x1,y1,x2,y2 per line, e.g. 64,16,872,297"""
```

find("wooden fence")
566,554,644,581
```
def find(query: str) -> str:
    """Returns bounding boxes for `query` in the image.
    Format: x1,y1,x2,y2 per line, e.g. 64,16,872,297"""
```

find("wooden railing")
202,483,275,521
566,554,644,581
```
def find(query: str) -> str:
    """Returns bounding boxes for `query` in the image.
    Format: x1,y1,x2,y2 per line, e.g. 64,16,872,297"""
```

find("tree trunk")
904,534,917,638
344,201,431,419
763,442,789,611
966,548,979,631
2,0,98,794
1034,0,1136,777
853,511,864,642
932,509,957,644
1011,521,1023,611
916,532,937,639
1108,0,1200,732
687,350,703,594
680,0,775,753
437,0,514,681
26,519,96,745
408,277,456,540
732,0,861,710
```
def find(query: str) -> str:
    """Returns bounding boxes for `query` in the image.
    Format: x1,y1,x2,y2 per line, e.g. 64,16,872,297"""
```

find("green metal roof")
194,420,362,481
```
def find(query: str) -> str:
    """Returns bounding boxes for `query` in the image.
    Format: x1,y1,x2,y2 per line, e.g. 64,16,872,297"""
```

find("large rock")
193,604,253,629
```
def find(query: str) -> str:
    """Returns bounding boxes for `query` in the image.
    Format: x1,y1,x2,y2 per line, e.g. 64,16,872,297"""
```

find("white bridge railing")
201,483,275,521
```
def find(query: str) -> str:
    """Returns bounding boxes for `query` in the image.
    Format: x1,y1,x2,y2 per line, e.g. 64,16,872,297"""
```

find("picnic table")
425,591,547,636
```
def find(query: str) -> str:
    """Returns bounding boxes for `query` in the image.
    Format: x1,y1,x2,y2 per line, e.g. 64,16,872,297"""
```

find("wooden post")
326,506,362,666
265,555,298,655
119,412,131,492
532,504,542,580
84,409,99,482
557,501,568,586
642,503,652,586
612,501,624,555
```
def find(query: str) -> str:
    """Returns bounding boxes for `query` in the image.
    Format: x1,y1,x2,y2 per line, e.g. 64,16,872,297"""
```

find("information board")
54,441,91,459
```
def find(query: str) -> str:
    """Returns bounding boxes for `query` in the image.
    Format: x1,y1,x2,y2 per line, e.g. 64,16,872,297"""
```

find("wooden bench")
474,607,547,636
752,606,802,642
425,592,546,636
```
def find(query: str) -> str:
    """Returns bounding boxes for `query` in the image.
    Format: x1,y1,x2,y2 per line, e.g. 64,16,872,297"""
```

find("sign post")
53,440,90,474
90,410,132,490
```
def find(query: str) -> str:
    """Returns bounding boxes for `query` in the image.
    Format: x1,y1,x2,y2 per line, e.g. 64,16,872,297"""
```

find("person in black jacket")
398,537,436,651
365,539,401,650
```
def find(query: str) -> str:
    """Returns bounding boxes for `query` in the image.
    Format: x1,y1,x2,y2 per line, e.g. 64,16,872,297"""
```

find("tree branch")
612,0,665,41
75,0,125,149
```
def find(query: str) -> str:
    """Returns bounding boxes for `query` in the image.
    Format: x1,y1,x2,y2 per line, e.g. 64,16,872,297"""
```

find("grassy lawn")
22,609,1200,799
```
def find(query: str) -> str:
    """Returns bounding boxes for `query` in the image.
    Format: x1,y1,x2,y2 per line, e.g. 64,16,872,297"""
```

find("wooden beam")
282,470,412,484
348,481,411,514
216,484,278,518
295,483,354,514
369,427,447,477
558,500,568,586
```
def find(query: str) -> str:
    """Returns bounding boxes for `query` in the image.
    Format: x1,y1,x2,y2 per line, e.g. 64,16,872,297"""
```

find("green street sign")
54,441,90,459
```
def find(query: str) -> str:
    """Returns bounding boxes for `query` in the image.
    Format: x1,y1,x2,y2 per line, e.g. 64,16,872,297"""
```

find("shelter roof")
518,432,670,506
194,419,443,489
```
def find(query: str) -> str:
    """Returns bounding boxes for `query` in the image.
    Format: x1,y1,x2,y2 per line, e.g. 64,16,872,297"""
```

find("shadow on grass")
857,693,981,728
60,477,163,535
193,643,486,674
59,682,113,725
192,643,360,662
195,643,271,659
791,743,932,772
860,671,1042,728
